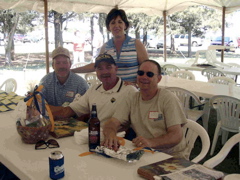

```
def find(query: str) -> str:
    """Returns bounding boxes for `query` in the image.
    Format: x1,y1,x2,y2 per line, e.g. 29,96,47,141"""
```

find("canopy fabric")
0,0,240,15
1,0,239,70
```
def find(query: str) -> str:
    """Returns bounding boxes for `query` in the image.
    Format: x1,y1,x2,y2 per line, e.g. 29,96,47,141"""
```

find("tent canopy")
1,0,240,71
1,0,240,16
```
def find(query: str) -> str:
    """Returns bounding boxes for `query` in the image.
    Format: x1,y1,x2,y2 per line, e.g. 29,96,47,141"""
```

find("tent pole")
163,11,167,62
221,6,226,63
44,0,50,74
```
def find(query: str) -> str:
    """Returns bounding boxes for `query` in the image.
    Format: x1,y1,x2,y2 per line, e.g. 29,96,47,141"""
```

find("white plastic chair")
203,133,240,168
162,64,180,75
166,87,207,129
71,62,88,69
170,70,195,80
209,95,240,156
201,68,225,81
166,87,204,120
192,46,232,68
185,59,195,65
227,63,240,68
84,73,101,86
183,119,210,163
208,76,236,85
0,78,17,93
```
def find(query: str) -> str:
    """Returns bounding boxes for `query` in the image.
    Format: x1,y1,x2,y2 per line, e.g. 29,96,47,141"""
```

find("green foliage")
0,10,17,35
0,10,42,35
127,13,163,42
169,6,221,37
0,10,42,64
17,11,42,34
125,5,221,42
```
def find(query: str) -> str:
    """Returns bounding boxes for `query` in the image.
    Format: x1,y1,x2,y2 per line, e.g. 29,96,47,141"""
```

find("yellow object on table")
0,90,24,112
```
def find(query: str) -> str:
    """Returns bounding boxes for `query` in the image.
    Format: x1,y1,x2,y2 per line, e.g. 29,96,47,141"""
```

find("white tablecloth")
0,111,172,180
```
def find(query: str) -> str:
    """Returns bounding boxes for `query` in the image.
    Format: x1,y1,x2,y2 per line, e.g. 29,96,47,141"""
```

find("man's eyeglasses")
137,70,156,78
35,139,60,150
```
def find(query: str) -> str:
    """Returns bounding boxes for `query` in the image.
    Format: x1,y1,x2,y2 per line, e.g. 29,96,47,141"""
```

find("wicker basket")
17,124,51,144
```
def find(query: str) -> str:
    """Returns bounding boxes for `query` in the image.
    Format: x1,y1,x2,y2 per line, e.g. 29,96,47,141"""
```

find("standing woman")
71,8,148,83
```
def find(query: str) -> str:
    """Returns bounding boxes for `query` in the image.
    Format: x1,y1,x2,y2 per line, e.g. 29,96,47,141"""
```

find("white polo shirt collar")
96,78,123,94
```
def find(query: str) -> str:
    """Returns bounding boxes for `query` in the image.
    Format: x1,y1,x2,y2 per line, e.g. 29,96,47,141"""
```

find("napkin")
74,128,125,145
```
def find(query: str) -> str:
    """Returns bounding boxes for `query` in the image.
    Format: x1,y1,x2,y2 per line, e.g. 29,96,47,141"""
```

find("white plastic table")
160,63,240,82
159,76,240,99
0,111,172,180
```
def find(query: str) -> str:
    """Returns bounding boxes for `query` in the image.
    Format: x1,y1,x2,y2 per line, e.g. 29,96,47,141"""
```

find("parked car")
157,36,171,49
210,36,238,52
23,34,42,43
175,34,203,47
14,34,25,42
140,35,158,48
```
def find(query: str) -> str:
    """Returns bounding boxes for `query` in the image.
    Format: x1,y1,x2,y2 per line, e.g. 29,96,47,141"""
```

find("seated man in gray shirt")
40,46,89,106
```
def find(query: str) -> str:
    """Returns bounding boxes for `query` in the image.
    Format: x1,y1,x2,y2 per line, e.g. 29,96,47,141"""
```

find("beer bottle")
88,103,100,152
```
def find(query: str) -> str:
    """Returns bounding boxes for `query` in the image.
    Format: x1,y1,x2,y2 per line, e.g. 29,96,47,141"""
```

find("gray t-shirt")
113,88,188,158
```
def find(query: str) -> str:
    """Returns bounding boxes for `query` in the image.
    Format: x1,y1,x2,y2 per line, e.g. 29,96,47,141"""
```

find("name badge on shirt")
66,91,74,98
149,111,158,119
149,111,163,121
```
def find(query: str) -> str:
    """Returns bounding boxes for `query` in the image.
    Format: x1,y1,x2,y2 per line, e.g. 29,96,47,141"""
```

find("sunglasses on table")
35,139,60,150
137,70,156,78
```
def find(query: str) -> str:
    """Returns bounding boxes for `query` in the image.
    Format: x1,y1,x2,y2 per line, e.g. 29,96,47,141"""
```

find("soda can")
49,151,65,179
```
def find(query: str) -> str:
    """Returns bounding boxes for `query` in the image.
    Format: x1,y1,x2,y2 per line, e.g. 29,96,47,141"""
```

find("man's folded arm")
49,105,76,120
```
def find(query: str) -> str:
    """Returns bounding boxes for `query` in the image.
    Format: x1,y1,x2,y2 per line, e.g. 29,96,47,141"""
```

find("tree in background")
168,6,222,55
0,10,40,65
128,13,162,47
98,13,107,43
0,6,231,65
48,10,77,48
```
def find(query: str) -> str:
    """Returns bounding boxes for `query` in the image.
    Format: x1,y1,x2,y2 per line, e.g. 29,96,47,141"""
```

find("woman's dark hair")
139,60,162,75
105,8,130,31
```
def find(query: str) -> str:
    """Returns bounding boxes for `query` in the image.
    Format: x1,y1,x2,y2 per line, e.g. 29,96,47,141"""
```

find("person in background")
40,46,89,106
72,30,85,65
102,60,188,159
71,8,148,84
49,53,137,126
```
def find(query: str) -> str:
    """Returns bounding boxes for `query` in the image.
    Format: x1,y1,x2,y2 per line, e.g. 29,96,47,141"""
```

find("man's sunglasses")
137,70,156,78
35,139,60,150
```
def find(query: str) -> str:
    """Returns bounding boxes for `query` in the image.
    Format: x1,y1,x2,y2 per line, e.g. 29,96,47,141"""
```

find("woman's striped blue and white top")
104,35,138,83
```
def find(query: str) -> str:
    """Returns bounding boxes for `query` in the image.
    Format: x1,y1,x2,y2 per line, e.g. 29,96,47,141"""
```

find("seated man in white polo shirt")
50,53,138,126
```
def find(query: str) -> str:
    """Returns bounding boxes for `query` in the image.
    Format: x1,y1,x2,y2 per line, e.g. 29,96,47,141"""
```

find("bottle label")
89,131,99,135
89,136,98,143
89,131,99,144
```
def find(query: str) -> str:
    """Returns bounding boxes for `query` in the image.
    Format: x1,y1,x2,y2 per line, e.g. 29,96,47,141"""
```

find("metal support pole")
44,0,50,74
221,7,226,63
163,11,167,62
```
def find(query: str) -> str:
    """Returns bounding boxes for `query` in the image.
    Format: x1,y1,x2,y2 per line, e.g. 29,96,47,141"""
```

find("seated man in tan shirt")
102,60,189,159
